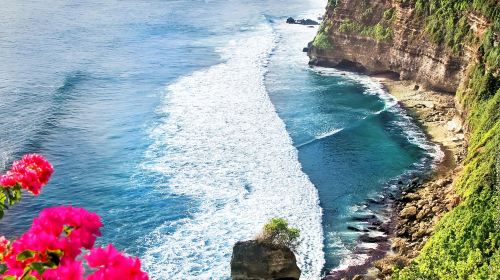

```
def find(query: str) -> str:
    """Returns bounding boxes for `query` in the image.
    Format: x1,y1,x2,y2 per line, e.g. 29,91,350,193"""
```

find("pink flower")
4,231,63,270
42,260,84,280
2,206,103,276
1,267,25,279
0,206,149,280
0,171,22,188
0,154,53,195
0,236,9,257
12,154,54,195
85,245,149,280
29,206,103,251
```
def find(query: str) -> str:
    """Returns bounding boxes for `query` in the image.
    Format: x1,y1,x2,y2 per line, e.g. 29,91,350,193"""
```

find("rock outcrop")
286,17,320,25
231,240,301,280
307,0,480,92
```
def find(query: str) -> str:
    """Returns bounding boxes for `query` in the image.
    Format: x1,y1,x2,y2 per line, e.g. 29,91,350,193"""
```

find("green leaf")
16,250,35,261
3,276,16,280
62,225,74,236
29,262,47,275
24,275,38,280
0,189,6,205
13,188,21,201
46,249,63,266
0,263,7,274
47,249,63,257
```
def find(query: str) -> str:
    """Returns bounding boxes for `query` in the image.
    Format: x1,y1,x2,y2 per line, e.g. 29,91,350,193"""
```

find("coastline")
320,74,466,279
367,77,466,278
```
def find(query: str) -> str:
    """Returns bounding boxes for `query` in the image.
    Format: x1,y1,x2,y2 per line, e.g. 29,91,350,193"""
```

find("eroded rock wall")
308,0,474,93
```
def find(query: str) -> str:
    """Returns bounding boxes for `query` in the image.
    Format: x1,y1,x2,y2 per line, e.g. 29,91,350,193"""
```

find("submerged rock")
285,17,320,25
231,240,301,280
296,19,319,25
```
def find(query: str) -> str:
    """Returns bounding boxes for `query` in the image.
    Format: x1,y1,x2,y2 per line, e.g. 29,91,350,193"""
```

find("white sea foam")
141,25,324,279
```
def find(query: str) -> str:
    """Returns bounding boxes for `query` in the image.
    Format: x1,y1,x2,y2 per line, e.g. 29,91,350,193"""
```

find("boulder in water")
286,17,319,25
231,240,301,280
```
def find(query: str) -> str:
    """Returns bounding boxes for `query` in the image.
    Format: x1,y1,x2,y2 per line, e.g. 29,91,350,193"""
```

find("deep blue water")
0,0,437,278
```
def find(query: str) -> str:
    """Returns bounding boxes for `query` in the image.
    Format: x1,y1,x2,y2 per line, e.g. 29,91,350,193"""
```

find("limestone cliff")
308,0,490,93
310,0,499,278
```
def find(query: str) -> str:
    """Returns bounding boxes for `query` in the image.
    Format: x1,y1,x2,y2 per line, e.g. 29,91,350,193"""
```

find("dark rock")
302,47,309,52
367,198,384,205
287,18,319,25
347,225,368,232
359,234,388,243
302,19,319,25
352,214,376,221
413,84,420,90
231,240,301,280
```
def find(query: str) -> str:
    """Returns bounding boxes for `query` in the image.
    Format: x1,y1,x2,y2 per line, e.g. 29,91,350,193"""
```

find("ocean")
0,0,439,278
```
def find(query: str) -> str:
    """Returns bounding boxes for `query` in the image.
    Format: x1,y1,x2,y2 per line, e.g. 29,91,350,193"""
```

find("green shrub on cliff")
257,218,300,250
312,32,333,49
338,20,393,41
394,26,500,280
327,0,337,8
336,6,395,42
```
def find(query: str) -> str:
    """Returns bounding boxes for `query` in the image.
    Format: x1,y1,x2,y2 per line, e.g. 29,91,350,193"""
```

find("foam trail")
296,128,344,148
316,128,344,140
141,25,324,279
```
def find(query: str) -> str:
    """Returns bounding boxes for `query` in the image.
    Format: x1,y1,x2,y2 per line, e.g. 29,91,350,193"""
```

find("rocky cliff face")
307,0,487,93
230,240,301,280
309,0,499,278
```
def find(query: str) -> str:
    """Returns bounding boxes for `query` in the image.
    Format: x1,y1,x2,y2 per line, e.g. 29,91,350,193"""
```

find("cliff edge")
310,0,499,278
308,0,491,93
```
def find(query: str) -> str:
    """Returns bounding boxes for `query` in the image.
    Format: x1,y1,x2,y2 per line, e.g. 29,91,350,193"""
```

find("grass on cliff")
394,27,500,280
410,0,500,53
336,7,395,42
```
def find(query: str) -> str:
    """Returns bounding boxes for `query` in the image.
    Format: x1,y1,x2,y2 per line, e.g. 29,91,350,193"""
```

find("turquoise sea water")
0,0,439,278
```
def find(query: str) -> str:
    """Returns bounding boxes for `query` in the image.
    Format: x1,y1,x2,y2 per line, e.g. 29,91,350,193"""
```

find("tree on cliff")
256,218,300,250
